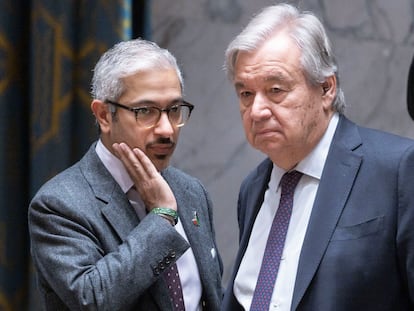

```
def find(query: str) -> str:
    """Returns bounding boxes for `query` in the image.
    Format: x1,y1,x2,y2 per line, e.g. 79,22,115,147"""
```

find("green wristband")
151,207,178,225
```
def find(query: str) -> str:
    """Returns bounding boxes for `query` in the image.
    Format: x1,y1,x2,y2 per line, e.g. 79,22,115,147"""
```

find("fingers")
113,143,154,178
132,147,158,175
112,142,177,211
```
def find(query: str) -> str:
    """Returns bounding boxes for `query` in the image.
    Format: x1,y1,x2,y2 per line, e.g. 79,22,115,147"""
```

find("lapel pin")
211,248,216,259
192,211,200,226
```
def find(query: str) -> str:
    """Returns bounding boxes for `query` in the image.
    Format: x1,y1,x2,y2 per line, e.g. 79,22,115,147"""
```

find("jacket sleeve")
28,186,190,311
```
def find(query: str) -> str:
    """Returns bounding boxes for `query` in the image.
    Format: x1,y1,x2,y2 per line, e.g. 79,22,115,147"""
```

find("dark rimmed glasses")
106,100,194,129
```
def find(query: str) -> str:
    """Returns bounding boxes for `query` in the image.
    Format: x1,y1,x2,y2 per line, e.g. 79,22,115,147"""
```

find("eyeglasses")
106,100,194,128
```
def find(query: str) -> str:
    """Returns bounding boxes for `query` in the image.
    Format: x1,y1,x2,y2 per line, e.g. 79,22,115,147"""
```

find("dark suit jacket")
29,143,223,311
222,115,414,310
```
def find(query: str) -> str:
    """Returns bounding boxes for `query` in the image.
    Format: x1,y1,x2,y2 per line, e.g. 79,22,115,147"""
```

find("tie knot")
280,170,303,194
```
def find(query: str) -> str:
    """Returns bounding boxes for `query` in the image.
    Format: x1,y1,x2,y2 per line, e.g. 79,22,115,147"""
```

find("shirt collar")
95,140,134,193
270,112,340,189
296,112,339,180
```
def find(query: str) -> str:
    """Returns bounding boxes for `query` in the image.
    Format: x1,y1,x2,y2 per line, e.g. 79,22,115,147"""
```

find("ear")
91,99,112,134
321,75,337,110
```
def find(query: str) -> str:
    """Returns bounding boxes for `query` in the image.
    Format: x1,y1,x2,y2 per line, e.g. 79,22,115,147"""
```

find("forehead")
126,68,180,86
124,69,181,92
234,32,303,84
119,69,182,104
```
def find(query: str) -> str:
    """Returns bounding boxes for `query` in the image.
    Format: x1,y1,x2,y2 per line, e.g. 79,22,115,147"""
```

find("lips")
150,143,175,155
255,128,272,134
254,127,276,137
253,126,284,143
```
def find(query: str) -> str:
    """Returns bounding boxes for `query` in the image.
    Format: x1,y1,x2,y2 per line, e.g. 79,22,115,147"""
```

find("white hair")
91,38,184,102
224,3,345,113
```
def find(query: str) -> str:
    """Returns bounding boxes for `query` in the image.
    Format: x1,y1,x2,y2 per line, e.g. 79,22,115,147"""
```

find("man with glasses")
28,39,223,310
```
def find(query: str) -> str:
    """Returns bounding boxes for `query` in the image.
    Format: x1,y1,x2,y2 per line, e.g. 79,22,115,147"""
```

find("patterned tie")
163,263,185,310
250,170,303,311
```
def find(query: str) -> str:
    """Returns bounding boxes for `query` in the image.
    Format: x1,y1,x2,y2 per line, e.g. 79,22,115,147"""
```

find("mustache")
149,137,175,146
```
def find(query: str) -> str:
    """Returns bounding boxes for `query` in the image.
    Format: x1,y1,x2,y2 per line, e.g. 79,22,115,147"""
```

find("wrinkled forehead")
233,38,303,87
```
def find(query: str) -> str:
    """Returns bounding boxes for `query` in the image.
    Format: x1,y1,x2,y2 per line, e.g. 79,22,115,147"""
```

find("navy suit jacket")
29,143,223,310
222,115,414,310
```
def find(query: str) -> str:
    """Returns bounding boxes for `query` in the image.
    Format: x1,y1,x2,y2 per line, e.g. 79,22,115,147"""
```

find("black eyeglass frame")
105,99,194,128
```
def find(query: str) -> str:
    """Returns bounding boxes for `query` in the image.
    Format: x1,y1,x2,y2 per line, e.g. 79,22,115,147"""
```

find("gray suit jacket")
29,143,223,310
222,115,414,310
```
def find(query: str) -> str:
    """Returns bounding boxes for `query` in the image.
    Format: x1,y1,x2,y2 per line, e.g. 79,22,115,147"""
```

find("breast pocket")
331,216,384,241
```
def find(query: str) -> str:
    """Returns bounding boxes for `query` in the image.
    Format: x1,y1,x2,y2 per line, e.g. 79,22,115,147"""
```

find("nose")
250,93,272,121
153,112,175,135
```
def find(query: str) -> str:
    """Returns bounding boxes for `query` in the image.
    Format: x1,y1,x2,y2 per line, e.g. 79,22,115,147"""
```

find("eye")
270,87,282,93
135,107,152,116
239,91,253,98
169,105,180,113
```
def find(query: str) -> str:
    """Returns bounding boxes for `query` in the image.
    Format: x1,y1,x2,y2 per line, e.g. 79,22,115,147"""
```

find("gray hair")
91,38,184,102
224,3,345,113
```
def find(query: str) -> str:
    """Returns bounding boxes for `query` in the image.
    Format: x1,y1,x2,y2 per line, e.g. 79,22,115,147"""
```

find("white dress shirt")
234,113,339,311
95,140,202,311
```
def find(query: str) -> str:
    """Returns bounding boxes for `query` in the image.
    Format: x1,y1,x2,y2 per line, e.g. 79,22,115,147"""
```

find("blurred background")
1,0,414,309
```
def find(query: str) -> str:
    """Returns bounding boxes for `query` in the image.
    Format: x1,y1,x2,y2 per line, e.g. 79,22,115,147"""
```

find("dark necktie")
163,263,185,310
250,170,303,311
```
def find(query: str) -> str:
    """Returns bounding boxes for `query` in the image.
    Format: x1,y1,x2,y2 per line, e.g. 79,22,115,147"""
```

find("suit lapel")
229,159,273,287
81,144,171,310
162,167,221,306
291,116,363,310
100,193,139,240
179,203,223,308
179,204,211,276
239,159,273,246
80,143,139,241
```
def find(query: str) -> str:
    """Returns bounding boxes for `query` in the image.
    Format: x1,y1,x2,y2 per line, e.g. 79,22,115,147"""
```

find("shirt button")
272,300,281,309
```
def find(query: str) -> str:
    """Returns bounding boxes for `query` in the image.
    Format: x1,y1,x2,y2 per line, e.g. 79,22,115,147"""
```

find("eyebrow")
234,82,245,90
234,73,289,89
128,98,184,107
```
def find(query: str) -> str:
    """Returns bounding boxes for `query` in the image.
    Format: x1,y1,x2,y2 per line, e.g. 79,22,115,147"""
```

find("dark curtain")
0,0,149,309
